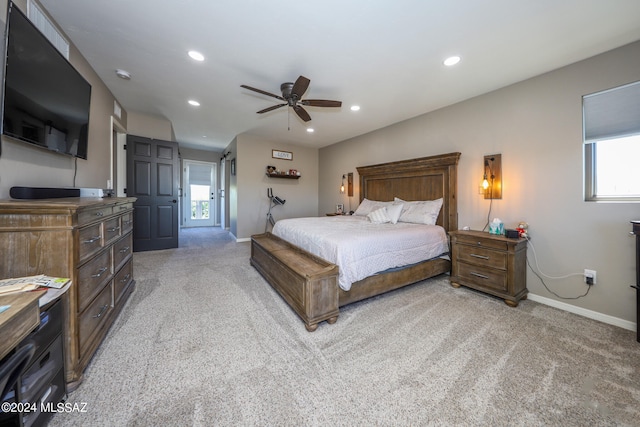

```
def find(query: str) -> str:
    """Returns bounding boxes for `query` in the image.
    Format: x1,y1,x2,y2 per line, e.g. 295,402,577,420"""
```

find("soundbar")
10,186,80,199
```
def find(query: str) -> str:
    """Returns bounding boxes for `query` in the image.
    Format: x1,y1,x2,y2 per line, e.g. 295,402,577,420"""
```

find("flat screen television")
1,3,91,159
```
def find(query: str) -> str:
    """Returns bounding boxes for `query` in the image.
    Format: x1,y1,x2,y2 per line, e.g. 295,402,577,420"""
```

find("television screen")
2,3,91,159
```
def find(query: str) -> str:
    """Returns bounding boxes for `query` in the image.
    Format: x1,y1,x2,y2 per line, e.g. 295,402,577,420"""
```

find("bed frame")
250,152,460,330
339,152,460,305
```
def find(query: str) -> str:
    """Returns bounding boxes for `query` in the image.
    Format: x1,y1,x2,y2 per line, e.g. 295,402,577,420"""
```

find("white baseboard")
528,293,637,332
236,237,251,243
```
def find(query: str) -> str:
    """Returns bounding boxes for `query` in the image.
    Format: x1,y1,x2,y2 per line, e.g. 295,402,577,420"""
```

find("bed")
250,152,460,330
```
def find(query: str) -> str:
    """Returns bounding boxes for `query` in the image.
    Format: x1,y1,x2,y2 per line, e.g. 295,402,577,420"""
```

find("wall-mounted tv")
2,3,91,159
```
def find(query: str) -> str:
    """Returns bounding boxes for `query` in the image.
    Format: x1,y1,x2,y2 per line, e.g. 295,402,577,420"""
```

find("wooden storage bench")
250,232,339,331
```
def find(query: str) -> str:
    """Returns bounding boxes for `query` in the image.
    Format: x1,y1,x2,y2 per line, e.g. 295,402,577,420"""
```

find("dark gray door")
126,135,179,252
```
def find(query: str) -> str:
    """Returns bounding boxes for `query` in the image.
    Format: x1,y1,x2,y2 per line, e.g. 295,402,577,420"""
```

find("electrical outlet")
584,269,596,285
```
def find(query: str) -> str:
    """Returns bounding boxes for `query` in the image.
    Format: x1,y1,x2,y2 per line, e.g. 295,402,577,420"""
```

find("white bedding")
271,215,448,291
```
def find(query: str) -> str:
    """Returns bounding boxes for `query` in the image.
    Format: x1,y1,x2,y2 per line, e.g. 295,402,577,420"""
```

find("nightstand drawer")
457,246,507,270
457,262,508,292
455,234,508,251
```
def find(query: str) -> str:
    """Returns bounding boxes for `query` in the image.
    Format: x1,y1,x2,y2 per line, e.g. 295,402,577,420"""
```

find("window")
583,80,640,201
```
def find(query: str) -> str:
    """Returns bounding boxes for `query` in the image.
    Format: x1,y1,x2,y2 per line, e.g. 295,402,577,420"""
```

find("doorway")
183,160,216,227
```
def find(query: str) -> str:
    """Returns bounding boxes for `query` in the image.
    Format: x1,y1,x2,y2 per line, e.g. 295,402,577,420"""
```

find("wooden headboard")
356,152,461,232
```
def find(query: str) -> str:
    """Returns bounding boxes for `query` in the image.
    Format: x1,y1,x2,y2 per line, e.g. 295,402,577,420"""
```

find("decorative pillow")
386,203,404,224
394,197,443,225
354,198,392,216
366,206,391,224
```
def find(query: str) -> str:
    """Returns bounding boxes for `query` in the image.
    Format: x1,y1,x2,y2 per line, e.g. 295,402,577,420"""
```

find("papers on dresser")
0,274,70,294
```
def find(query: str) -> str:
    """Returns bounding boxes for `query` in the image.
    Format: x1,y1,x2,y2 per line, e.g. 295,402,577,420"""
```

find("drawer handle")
119,246,130,253
470,272,490,280
470,254,489,260
91,267,109,278
107,226,121,232
93,304,108,319
95,211,104,217
121,273,131,283
83,236,101,244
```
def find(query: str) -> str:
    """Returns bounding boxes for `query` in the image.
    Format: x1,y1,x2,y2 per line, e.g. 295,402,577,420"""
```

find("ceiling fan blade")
291,76,310,98
256,104,287,114
300,99,342,108
293,105,312,122
240,85,285,101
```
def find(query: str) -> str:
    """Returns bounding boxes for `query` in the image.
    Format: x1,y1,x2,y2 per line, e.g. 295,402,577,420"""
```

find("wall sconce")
340,173,354,197
482,154,502,199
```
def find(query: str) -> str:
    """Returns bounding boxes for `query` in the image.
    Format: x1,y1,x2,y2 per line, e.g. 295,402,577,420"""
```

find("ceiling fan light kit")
241,75,342,123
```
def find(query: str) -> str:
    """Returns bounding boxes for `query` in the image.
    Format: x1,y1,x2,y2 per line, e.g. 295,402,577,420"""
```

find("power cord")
73,156,78,188
482,175,494,232
525,236,591,299
482,196,493,232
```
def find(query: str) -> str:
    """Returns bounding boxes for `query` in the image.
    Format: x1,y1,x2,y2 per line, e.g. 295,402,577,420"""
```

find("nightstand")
449,230,528,307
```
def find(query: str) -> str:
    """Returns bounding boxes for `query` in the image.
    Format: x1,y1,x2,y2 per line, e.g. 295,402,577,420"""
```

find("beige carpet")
48,227,640,426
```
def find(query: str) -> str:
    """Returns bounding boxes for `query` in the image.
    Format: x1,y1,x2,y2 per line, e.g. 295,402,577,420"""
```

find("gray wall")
319,40,640,326
230,133,319,240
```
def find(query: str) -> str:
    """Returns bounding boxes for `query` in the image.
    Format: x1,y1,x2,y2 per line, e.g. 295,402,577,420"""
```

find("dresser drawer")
77,250,113,312
457,262,508,292
78,283,113,355
120,211,134,234
455,234,508,251
78,223,103,262
113,233,133,271
114,203,133,214
78,206,113,225
114,259,133,304
457,245,507,270
103,217,122,245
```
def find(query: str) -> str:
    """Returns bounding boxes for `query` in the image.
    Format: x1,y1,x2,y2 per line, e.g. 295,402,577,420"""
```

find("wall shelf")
266,173,300,179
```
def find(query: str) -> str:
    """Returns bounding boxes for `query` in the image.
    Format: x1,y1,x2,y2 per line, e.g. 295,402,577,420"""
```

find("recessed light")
443,56,461,66
188,50,205,61
306,128,314,133
115,69,131,80
350,105,360,111
188,100,200,106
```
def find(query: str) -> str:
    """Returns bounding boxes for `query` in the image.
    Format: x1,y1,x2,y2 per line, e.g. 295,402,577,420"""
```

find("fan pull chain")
287,108,290,131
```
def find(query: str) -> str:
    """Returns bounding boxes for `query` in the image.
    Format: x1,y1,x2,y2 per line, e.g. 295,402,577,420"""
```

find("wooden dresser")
449,230,528,307
0,197,136,388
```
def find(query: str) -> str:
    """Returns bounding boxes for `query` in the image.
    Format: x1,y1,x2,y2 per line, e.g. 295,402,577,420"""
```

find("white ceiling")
39,0,640,152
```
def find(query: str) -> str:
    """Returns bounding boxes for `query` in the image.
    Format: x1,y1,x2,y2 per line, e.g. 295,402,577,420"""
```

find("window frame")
583,80,640,202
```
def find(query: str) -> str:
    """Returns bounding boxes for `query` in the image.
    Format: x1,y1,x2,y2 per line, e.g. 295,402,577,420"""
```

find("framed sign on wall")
272,150,292,161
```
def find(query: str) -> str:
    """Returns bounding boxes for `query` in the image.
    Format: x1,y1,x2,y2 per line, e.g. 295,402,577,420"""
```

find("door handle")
171,200,177,203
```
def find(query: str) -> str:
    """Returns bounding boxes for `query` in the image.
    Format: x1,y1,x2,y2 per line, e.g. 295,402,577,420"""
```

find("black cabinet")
631,221,640,343
0,298,66,427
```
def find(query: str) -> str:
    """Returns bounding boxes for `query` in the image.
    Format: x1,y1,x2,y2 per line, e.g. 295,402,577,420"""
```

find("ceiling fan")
241,75,342,122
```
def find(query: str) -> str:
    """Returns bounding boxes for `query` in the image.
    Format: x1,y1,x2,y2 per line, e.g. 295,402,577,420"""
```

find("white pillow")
353,198,392,216
386,203,404,224
366,206,390,224
394,197,443,225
